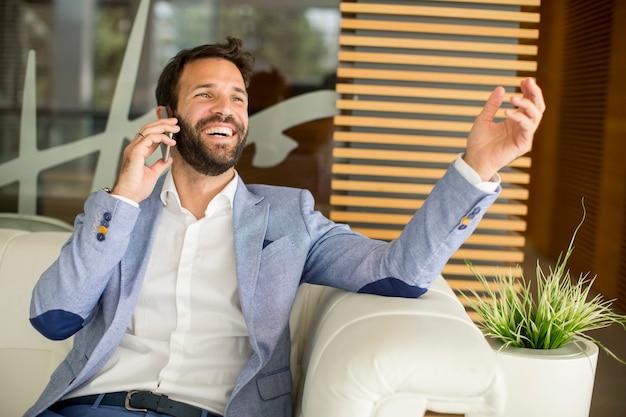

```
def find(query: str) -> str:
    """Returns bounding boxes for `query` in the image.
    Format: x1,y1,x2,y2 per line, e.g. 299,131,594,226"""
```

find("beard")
173,111,247,176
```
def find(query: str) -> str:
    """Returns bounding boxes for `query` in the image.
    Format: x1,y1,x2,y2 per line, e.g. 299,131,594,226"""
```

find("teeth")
204,127,233,137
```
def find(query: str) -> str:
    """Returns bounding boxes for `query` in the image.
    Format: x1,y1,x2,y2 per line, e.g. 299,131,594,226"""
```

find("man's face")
173,57,249,176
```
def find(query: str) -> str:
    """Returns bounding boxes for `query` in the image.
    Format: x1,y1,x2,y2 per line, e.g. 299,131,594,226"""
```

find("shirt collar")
160,170,239,212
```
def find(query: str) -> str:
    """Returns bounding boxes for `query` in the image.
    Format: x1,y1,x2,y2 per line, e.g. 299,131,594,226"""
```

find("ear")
156,105,169,119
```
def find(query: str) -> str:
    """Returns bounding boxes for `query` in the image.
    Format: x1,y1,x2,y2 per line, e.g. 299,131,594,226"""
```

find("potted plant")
463,202,626,417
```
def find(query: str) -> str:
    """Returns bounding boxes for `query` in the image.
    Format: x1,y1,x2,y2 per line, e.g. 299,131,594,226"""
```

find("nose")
210,94,232,118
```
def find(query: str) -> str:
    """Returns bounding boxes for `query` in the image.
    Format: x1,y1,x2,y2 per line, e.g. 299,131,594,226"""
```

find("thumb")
152,156,173,177
476,86,505,122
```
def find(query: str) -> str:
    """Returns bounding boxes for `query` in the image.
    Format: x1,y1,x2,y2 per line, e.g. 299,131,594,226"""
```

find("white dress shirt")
69,172,250,414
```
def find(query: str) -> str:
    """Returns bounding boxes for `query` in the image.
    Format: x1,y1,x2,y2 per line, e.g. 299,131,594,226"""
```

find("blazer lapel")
232,178,268,335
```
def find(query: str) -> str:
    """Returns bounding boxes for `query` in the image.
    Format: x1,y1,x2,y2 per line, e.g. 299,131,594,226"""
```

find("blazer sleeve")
301,164,499,296
29,190,142,340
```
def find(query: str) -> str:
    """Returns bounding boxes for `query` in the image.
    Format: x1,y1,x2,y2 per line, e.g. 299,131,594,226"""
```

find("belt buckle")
125,390,149,412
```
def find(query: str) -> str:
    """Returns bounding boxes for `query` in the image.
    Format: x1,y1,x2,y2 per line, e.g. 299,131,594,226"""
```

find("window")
0,0,339,222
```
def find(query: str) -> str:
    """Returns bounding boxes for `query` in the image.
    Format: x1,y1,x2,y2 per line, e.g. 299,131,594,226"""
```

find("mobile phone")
160,107,173,163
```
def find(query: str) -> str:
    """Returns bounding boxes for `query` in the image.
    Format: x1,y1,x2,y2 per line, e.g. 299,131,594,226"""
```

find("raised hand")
463,78,546,181
111,110,178,203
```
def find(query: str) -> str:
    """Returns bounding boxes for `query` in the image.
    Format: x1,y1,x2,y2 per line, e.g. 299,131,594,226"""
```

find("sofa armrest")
297,275,504,417
0,229,74,416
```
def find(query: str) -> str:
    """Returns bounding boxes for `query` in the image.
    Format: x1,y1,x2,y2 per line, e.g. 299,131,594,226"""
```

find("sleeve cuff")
106,191,140,208
453,154,500,193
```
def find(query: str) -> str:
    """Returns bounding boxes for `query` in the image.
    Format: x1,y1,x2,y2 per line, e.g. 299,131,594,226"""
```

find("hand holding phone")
160,107,173,163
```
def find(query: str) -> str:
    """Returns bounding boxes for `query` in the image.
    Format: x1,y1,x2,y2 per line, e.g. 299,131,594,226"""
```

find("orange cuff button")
98,225,108,235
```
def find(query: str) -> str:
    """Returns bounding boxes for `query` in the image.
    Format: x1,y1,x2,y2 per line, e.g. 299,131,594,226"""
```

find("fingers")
520,77,546,113
132,119,179,157
505,78,545,128
513,78,545,118
135,118,179,143
476,85,506,122
133,130,177,152
478,79,544,124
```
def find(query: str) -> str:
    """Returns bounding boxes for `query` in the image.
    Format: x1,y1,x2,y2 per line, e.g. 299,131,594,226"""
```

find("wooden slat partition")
341,19,539,39
331,0,540,299
339,51,537,70
337,68,528,85
340,3,539,22
340,35,538,55
332,179,530,199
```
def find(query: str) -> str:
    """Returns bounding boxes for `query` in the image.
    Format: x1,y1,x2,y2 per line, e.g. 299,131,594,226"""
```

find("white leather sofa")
0,215,504,417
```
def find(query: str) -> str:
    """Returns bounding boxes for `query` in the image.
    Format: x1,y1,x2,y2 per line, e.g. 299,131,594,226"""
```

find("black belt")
50,391,222,417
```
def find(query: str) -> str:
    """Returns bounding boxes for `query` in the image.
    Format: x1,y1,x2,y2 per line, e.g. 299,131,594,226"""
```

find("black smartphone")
160,107,173,163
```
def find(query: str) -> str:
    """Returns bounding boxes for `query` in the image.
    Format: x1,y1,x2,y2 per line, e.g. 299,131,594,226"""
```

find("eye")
197,92,210,98
232,94,248,104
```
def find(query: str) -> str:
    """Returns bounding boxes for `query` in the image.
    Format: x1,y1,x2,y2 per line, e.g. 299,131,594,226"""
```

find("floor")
523,243,626,417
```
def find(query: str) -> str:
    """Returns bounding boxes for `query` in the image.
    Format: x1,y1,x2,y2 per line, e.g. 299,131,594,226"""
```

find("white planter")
491,337,599,417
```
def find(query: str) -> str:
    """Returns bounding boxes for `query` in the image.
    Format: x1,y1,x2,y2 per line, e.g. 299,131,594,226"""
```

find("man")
28,37,545,417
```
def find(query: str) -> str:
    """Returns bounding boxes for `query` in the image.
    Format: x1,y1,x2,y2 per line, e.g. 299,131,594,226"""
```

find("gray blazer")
27,165,498,417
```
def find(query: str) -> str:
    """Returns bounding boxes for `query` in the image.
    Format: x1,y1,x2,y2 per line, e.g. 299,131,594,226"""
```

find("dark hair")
155,37,255,109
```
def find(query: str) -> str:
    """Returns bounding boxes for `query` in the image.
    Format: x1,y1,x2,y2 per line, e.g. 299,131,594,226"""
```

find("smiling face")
173,57,249,176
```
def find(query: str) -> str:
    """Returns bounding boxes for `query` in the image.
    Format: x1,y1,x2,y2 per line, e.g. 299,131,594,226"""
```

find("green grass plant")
463,201,626,363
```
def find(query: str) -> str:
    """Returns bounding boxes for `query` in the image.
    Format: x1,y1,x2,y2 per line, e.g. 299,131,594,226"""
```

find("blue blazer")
27,165,498,417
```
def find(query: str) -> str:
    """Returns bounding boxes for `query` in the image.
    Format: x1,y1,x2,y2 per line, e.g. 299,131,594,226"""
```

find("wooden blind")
550,0,611,283
331,0,541,305
548,0,626,311
620,187,626,311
